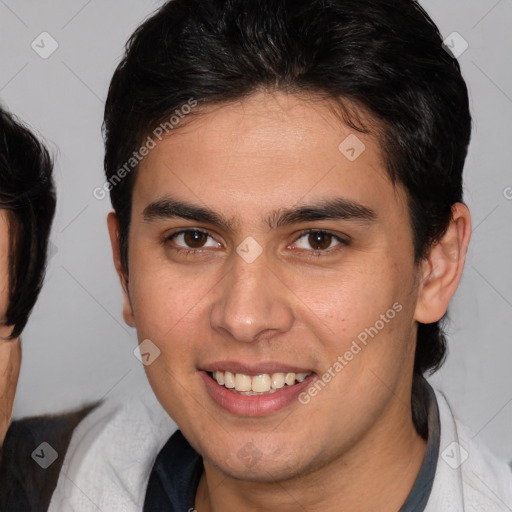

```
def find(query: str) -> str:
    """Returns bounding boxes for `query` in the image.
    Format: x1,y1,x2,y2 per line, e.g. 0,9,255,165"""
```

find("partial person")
0,104,93,512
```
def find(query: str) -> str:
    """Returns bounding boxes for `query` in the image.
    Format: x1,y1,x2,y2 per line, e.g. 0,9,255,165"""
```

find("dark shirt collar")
143,378,440,512
144,429,202,511
399,378,441,511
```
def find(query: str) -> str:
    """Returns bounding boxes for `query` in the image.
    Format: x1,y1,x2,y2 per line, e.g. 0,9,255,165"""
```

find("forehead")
133,91,406,226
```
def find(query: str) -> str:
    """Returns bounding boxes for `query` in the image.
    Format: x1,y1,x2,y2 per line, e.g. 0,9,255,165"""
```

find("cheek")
0,262,9,322
128,247,211,341
297,258,414,397
127,251,225,404
292,260,403,339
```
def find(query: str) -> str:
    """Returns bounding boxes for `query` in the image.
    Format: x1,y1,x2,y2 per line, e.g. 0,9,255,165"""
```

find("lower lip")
200,371,314,416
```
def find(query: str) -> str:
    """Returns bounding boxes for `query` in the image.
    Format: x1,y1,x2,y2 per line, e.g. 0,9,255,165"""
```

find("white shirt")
48,379,512,511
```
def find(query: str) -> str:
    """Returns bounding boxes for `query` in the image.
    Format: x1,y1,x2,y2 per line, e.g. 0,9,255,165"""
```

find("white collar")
49,382,512,511
426,387,512,511
49,379,177,512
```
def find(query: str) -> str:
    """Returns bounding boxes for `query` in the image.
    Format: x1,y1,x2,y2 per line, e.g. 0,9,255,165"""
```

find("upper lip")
201,361,315,376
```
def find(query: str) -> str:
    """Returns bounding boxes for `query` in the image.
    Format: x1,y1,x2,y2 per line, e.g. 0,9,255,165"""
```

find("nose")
209,248,294,343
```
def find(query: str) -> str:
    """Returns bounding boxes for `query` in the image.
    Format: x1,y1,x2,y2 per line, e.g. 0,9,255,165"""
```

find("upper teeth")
212,371,310,393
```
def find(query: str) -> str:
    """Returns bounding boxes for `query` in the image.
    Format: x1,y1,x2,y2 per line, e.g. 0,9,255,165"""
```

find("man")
49,0,512,510
0,105,93,511
0,214,21,448
0,104,56,447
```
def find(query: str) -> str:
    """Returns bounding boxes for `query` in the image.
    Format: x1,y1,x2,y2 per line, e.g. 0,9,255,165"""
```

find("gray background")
0,0,511,459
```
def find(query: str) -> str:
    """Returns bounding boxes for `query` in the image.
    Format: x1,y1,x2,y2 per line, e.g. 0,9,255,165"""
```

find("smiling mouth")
208,370,312,395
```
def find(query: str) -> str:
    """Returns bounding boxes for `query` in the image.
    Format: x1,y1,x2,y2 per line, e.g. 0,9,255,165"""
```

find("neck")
196,388,427,512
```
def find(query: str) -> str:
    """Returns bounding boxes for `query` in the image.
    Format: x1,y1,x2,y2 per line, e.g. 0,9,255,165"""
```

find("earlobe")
414,203,471,324
106,212,135,328
121,292,136,328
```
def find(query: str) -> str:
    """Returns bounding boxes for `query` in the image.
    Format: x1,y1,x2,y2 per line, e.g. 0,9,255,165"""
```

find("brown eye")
183,230,209,248
293,230,348,254
168,229,220,251
307,231,333,250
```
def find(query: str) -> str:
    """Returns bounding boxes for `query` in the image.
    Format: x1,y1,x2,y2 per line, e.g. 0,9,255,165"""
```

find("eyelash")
294,229,350,258
164,228,350,258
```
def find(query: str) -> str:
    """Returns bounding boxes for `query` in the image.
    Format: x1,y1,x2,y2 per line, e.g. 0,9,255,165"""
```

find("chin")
199,435,315,482
212,455,309,483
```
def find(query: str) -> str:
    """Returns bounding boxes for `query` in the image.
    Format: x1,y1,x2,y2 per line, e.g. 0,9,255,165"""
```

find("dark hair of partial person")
0,105,56,339
103,0,471,436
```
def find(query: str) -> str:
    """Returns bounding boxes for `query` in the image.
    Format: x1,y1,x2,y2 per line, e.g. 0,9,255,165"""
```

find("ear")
107,211,135,328
414,203,471,324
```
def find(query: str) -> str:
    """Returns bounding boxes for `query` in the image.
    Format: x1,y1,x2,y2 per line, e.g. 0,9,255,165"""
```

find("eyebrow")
142,196,377,231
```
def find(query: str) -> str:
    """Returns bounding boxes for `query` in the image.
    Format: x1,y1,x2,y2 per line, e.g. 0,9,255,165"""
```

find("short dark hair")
104,0,471,432
0,105,56,339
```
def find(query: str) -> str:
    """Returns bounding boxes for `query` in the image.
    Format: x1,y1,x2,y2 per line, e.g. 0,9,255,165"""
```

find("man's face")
119,92,423,480
0,211,10,329
0,210,20,444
